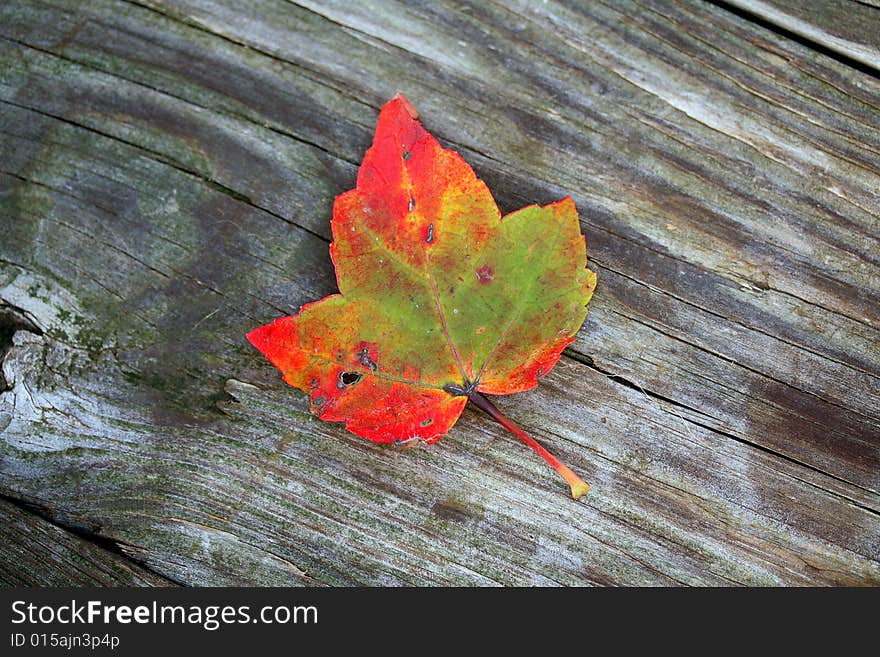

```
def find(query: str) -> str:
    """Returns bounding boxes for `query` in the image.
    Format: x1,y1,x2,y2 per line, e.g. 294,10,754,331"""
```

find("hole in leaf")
338,371,362,388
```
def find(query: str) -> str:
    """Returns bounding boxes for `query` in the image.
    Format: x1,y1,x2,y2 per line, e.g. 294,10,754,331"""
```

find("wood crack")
708,0,880,77
590,258,880,381
0,96,330,246
568,351,880,504
0,33,363,169
0,492,181,586
607,303,880,429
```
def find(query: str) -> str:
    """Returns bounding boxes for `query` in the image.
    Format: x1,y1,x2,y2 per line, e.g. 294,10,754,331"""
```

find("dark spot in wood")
0,306,43,392
0,306,42,355
409,195,415,212
402,149,411,161
600,416,606,424
431,499,480,523
358,348,377,371
476,265,494,283
420,418,433,427
425,222,434,243
337,371,362,388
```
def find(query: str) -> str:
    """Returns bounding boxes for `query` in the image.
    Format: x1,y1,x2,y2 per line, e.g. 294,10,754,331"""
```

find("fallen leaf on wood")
248,94,597,498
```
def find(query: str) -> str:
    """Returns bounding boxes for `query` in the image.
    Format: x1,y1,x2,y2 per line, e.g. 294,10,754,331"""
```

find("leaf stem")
467,391,590,500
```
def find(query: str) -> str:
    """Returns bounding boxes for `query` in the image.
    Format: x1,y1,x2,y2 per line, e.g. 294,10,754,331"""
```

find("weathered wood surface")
1,0,878,586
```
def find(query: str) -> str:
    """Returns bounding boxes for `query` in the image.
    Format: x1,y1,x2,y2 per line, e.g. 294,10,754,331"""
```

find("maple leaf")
248,94,597,498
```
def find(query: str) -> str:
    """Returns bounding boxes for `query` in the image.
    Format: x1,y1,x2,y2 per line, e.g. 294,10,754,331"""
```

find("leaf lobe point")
392,92,419,118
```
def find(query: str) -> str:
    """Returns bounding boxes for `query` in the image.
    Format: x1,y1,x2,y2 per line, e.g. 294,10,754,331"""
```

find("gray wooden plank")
0,0,878,585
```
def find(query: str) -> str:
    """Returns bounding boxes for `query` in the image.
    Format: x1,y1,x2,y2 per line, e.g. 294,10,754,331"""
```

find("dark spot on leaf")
420,418,433,427
313,396,325,406
338,371,362,388
394,436,418,446
402,149,411,161
449,286,455,294
476,265,494,283
358,347,377,371
536,367,543,377
425,222,434,243
309,378,319,388
409,195,416,212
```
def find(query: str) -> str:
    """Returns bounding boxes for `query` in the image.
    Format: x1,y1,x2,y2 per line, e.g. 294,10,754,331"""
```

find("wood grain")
1,0,878,585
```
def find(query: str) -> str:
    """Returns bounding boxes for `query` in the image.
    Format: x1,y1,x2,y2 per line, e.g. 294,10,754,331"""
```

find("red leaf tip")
390,92,419,119
245,320,278,358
